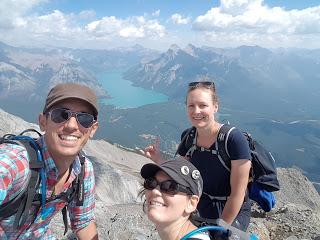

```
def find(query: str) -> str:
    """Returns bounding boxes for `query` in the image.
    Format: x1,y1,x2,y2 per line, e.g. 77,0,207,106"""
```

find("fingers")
136,146,153,159
138,149,145,155
135,137,161,161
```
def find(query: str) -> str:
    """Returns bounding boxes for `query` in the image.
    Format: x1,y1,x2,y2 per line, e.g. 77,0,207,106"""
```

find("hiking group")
0,81,278,239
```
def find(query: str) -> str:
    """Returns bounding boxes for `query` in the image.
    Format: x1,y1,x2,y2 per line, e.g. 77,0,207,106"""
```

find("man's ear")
89,121,99,138
38,113,47,132
185,195,199,214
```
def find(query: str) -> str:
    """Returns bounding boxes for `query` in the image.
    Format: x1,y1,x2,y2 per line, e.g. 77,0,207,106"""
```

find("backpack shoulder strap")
175,127,196,157
76,151,86,206
61,151,86,235
216,124,236,172
0,135,43,229
14,139,43,228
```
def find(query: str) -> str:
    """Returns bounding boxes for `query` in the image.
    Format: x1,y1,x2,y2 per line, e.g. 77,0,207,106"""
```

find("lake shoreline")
96,69,168,109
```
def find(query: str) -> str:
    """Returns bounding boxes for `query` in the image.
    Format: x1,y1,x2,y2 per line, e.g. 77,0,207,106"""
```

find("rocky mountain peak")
184,44,198,57
166,44,181,58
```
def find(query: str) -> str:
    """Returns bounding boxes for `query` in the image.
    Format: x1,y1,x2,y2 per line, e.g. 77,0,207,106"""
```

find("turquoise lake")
97,70,168,108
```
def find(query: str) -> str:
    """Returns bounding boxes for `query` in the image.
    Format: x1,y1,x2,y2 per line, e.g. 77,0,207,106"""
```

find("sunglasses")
47,108,96,128
188,81,215,89
144,178,193,195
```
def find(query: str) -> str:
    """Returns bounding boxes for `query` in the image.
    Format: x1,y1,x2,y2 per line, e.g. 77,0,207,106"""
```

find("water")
97,70,168,108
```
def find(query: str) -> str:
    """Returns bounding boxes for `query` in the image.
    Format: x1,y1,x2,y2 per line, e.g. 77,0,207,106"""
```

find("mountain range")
124,44,320,120
0,41,319,187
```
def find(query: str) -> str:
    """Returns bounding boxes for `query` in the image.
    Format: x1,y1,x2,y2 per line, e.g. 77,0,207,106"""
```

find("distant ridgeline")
0,41,320,188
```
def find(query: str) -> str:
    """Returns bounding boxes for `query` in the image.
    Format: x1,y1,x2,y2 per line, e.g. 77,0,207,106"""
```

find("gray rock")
1,108,320,240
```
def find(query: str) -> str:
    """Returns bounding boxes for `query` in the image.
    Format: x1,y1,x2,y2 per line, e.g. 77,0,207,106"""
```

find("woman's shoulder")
224,125,251,160
226,126,247,143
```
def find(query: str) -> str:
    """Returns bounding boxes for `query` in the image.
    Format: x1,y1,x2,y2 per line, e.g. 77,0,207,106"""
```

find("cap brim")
140,163,189,189
140,163,162,179
46,96,98,117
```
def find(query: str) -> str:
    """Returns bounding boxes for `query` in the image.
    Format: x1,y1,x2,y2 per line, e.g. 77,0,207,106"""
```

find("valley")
0,41,319,187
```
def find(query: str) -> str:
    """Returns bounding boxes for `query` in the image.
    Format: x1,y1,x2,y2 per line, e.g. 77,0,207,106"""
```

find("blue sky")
0,0,320,50
38,1,320,17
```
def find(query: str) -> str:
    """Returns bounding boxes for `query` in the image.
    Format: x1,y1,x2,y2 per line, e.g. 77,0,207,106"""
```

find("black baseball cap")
140,159,203,196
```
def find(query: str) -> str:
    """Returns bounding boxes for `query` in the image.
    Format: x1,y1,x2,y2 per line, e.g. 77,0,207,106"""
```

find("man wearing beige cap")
0,83,99,239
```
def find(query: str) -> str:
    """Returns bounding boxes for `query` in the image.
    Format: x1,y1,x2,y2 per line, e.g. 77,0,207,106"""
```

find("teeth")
60,135,79,141
150,201,164,207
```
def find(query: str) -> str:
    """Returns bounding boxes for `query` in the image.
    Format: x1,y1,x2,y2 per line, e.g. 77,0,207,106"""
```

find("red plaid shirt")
0,136,96,239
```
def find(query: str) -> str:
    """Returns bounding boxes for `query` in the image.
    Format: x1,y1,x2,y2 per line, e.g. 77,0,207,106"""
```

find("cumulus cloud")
0,0,166,49
0,0,46,29
193,0,320,35
0,0,319,49
86,16,165,39
171,13,191,25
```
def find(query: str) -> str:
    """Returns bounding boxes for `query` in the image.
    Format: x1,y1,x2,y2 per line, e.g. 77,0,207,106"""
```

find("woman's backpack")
176,124,280,212
181,215,259,240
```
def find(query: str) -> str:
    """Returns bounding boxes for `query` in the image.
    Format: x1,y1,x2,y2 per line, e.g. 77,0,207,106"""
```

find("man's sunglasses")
144,178,193,195
188,81,215,89
47,108,96,128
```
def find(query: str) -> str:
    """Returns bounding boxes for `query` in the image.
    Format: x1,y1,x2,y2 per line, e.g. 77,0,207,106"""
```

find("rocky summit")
0,108,319,240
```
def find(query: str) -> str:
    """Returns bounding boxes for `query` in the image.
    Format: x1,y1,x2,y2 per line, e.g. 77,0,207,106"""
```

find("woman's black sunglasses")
188,81,215,89
144,178,193,195
47,108,96,128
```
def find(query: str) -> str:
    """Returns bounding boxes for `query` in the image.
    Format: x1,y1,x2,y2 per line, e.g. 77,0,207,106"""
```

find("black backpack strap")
0,184,27,219
176,125,234,171
175,127,196,158
0,137,43,228
216,124,235,172
14,139,43,228
76,152,85,206
185,128,198,158
190,213,219,227
19,129,42,138
62,206,69,235
60,152,86,235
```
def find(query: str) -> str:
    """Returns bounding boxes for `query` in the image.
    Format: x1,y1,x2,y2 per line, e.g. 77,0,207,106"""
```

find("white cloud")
190,0,320,49
86,16,165,39
0,0,47,29
0,0,319,49
0,1,166,49
171,13,191,25
119,27,143,38
193,0,320,35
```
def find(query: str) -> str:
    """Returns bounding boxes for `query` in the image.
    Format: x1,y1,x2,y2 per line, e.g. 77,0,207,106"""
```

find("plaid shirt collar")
38,135,82,180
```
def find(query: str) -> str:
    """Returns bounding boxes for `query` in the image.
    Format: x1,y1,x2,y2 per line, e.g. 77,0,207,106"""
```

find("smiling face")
39,98,98,163
145,171,196,227
186,88,218,129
